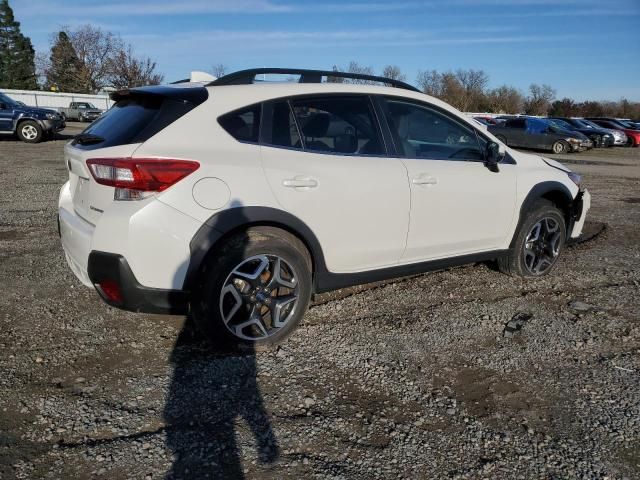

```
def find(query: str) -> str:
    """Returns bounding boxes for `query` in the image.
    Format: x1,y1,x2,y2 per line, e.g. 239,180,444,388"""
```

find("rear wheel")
552,140,568,154
498,200,566,277
192,227,312,350
17,121,43,143
496,134,508,145
627,136,637,147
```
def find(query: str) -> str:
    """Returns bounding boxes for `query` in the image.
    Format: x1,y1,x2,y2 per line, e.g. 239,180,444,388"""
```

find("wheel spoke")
233,308,269,339
265,257,297,290
527,222,541,243
524,248,536,270
232,255,269,286
269,294,297,328
220,283,243,324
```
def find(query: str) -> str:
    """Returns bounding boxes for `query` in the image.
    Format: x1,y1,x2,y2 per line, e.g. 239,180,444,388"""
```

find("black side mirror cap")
485,141,504,172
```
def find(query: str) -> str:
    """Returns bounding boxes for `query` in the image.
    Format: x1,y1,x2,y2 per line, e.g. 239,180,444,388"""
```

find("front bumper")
569,189,591,239
40,118,66,132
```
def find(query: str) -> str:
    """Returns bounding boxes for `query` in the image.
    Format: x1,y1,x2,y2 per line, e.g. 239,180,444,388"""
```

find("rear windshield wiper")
74,133,105,145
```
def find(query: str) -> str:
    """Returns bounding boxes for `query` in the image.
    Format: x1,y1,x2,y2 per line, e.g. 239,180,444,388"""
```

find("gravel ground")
1,126,639,479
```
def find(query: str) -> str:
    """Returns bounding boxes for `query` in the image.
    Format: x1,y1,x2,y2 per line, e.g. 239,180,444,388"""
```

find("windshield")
581,119,603,129
572,119,592,128
0,92,17,107
78,103,96,109
550,119,574,131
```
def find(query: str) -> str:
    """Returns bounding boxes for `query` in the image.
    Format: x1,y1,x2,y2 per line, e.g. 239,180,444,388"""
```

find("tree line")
328,61,640,119
0,0,637,116
0,0,162,93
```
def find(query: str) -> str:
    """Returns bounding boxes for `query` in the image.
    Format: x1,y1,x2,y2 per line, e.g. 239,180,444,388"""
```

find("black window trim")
376,94,516,165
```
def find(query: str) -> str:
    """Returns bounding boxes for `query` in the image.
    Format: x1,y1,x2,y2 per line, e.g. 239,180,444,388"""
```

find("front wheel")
192,227,312,350
498,201,566,277
551,140,569,154
17,121,43,143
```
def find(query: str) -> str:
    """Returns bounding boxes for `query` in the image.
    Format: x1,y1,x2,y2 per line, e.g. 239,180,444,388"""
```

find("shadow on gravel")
164,317,279,479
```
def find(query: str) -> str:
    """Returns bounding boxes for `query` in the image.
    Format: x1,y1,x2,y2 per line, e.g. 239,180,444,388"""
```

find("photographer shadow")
164,200,279,479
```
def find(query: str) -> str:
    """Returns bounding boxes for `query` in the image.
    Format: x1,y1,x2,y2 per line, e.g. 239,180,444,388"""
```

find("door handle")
282,177,318,188
412,175,438,186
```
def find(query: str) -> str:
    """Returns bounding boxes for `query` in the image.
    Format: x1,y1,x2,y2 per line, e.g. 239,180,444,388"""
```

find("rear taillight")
86,158,199,200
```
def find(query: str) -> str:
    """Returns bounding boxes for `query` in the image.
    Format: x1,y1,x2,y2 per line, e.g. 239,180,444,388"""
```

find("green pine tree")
46,31,83,92
0,0,37,89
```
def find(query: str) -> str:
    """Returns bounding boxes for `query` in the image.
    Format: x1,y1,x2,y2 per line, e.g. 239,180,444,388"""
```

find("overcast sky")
11,0,640,100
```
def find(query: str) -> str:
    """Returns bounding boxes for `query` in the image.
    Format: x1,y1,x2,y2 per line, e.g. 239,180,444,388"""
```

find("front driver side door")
380,97,517,263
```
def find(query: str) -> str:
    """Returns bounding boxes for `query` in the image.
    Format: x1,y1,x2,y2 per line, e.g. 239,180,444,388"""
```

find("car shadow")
164,200,279,479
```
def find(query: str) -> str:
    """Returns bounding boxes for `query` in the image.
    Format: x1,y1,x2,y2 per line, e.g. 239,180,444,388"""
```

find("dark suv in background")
488,117,591,153
548,117,614,148
0,91,65,143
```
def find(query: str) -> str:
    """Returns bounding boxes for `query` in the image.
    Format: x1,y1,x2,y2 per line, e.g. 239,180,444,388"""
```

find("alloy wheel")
219,254,299,341
523,217,562,275
22,125,38,140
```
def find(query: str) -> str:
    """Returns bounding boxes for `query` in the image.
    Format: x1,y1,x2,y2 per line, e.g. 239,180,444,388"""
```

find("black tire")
592,135,601,148
498,200,566,277
192,227,312,350
16,120,43,143
551,140,569,154
627,136,637,148
496,134,508,145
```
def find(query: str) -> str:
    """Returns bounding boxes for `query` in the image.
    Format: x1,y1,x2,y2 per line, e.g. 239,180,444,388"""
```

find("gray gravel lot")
1,126,639,479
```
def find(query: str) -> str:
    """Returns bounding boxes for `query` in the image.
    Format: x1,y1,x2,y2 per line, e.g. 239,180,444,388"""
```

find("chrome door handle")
412,175,438,186
282,177,318,188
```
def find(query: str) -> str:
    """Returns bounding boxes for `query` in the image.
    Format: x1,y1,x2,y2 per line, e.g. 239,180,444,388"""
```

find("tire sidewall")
552,141,567,154
193,231,312,350
512,204,566,277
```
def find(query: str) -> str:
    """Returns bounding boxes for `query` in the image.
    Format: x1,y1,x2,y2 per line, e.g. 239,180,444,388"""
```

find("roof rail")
207,68,421,92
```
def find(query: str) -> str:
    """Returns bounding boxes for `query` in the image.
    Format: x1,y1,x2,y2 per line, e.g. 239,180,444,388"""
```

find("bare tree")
107,45,163,89
211,63,227,79
524,83,556,116
487,85,524,114
68,25,123,93
343,61,375,84
416,70,442,97
381,65,405,82
455,69,489,112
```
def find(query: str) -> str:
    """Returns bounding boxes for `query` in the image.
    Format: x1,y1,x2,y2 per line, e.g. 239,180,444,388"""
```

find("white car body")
58,74,590,316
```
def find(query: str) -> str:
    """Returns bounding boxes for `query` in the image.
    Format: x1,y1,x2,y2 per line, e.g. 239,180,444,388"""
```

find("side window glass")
269,101,302,149
218,104,261,143
290,96,384,155
384,99,483,161
527,119,547,134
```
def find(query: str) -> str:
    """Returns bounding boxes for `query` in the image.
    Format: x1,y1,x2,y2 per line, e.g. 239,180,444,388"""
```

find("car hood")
556,128,588,140
541,156,571,173
22,106,60,117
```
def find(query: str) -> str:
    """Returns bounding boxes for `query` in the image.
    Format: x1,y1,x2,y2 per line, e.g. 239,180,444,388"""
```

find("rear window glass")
218,104,261,143
73,96,197,150
268,101,302,149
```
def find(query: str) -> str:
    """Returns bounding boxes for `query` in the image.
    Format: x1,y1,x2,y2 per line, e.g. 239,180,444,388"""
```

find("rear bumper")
87,251,189,315
59,182,94,287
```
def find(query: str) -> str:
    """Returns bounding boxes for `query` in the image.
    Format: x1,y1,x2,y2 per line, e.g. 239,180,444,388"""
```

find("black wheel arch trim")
185,206,329,292
510,181,577,248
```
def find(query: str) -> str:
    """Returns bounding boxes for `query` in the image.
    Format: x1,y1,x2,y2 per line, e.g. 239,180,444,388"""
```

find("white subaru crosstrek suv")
58,68,591,348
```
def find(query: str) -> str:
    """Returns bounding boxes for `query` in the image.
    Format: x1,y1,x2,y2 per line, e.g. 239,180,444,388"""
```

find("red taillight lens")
86,158,200,192
98,279,123,303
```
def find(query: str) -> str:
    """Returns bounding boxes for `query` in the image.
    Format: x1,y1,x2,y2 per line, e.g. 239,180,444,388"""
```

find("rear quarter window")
218,105,261,143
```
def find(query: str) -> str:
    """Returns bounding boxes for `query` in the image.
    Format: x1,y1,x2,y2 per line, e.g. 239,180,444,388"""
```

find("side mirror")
485,141,504,172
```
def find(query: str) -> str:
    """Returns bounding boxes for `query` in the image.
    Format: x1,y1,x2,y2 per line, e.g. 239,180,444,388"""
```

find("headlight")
567,138,581,144
45,113,58,120
567,172,582,187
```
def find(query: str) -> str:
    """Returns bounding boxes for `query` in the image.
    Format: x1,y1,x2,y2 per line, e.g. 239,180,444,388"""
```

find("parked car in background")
473,116,501,126
548,117,614,148
488,116,591,153
577,118,627,146
56,102,104,122
0,91,65,143
585,118,640,147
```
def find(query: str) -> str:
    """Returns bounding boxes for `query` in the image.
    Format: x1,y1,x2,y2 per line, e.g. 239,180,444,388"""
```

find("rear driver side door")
260,94,410,273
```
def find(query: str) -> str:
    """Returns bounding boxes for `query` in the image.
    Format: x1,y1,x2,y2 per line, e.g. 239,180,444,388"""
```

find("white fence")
2,89,113,110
